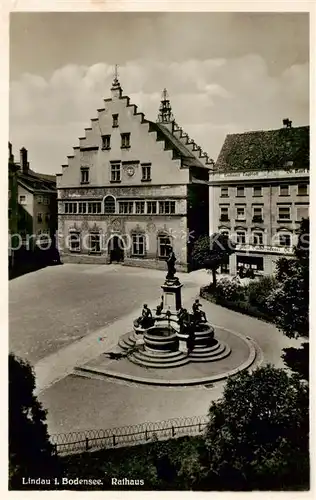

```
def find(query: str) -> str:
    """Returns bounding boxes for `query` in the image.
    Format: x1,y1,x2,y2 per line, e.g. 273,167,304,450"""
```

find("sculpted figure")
134,304,154,329
166,246,177,280
192,299,207,324
156,295,164,316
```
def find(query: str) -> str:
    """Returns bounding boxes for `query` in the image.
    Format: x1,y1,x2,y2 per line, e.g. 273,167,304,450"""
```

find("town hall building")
56,75,213,271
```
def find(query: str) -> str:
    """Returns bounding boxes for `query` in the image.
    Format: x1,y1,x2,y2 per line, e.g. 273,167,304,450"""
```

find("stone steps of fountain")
189,343,231,362
118,337,136,350
133,348,185,361
190,342,226,355
118,331,140,350
130,349,189,368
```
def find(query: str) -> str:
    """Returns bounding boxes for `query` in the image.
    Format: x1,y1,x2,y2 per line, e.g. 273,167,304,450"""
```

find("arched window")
278,231,292,247
131,233,146,256
158,233,172,258
252,231,264,246
104,195,116,214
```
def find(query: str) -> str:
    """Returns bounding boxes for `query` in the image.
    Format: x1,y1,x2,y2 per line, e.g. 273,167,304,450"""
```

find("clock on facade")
126,166,135,177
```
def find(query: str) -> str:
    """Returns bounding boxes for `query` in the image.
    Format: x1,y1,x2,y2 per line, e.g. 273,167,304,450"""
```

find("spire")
157,88,174,124
111,64,122,99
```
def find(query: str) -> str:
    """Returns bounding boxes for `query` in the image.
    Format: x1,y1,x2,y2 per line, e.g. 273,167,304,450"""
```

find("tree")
9,353,60,489
266,218,309,339
191,233,236,288
202,365,309,490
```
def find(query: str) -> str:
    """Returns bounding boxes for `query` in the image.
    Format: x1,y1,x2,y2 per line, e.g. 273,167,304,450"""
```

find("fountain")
118,246,231,368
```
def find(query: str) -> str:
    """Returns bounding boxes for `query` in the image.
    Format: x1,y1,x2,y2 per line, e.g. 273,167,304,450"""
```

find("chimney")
8,142,14,163
20,147,29,174
282,118,292,128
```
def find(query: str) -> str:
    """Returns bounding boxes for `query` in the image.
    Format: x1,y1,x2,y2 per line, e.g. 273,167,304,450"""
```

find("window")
236,206,245,220
236,186,245,197
45,213,50,223
278,233,292,247
278,206,291,220
253,186,262,197
102,135,111,150
141,164,151,181
253,231,264,245
135,201,145,214
221,230,229,237
158,235,171,258
119,201,134,214
279,185,289,196
298,184,308,196
220,206,229,221
159,201,176,215
37,195,43,204
296,206,309,222
87,202,101,214
69,232,81,252
89,233,101,253
236,231,246,244
19,195,26,205
112,114,118,127
147,201,157,214
220,187,229,198
111,163,121,182
237,255,264,271
43,197,49,205
252,206,263,222
65,202,77,214
132,234,145,256
78,202,87,214
104,196,115,214
121,133,131,149
37,213,43,223
81,168,89,184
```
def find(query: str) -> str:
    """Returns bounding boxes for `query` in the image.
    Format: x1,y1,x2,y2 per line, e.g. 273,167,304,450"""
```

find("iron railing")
50,414,209,456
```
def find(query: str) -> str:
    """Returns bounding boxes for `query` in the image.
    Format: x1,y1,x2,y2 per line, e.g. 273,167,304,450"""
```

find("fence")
50,414,209,456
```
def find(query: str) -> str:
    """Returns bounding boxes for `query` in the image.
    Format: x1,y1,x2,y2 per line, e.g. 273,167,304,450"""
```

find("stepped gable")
147,120,205,168
61,79,213,174
215,123,309,172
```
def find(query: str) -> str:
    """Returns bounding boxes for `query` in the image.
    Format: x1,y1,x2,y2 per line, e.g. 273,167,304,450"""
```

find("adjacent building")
57,78,213,271
8,144,57,269
8,143,19,268
209,119,309,275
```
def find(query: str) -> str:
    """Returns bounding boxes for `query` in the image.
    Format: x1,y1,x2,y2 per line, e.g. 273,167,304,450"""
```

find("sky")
9,12,309,174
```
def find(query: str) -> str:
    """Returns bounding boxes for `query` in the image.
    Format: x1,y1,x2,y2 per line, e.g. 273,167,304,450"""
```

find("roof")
18,169,56,194
215,125,309,172
148,121,206,169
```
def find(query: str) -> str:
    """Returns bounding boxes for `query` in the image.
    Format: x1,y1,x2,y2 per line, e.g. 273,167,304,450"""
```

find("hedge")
200,286,274,324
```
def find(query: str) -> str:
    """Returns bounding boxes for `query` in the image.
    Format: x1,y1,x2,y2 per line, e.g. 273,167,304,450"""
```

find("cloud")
10,56,309,174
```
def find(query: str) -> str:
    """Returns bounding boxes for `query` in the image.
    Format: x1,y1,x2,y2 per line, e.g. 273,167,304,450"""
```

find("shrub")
246,275,277,313
214,277,245,302
204,365,309,490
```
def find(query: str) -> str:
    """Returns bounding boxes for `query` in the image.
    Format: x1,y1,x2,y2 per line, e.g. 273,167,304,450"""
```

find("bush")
213,277,246,302
204,365,309,490
246,275,277,313
200,287,274,323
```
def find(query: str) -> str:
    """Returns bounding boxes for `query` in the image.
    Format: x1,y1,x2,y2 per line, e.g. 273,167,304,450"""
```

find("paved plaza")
9,264,301,436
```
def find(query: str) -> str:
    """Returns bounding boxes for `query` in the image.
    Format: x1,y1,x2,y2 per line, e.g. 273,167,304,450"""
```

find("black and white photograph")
8,8,310,492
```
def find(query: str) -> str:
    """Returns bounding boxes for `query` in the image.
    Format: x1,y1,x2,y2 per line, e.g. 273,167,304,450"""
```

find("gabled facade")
57,78,213,271
209,120,309,275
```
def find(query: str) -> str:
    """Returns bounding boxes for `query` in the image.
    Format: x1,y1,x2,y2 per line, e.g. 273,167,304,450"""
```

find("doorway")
108,235,124,263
